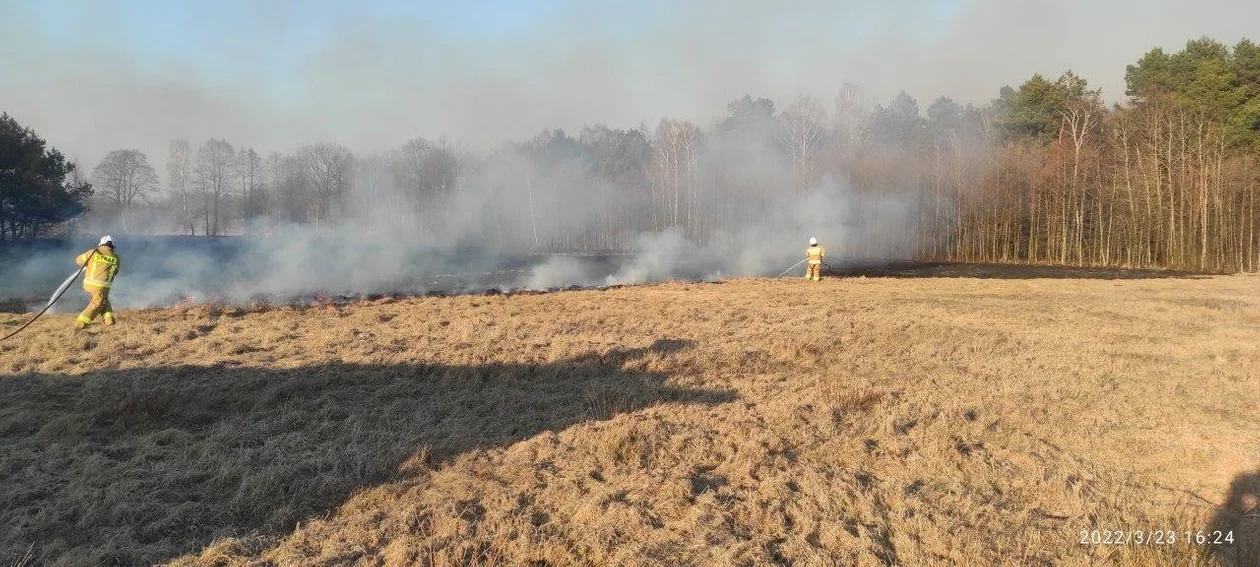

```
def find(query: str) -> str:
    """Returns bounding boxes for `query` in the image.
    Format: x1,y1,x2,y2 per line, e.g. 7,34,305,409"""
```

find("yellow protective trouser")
77,286,115,328
806,262,822,281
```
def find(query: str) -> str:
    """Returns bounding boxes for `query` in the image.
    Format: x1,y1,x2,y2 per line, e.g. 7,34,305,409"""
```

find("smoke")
596,178,918,287
2,171,920,311
604,230,705,285
522,256,601,290
2,97,929,309
2,231,506,312
2,3,933,310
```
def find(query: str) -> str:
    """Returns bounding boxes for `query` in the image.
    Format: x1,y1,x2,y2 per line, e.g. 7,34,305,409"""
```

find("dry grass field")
1,268,1257,566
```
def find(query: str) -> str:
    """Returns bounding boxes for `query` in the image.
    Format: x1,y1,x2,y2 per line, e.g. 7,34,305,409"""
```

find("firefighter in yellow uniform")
74,235,120,329
805,237,825,281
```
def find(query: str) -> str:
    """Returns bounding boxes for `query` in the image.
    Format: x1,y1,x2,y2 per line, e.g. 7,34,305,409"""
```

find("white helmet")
809,237,818,246
99,235,115,247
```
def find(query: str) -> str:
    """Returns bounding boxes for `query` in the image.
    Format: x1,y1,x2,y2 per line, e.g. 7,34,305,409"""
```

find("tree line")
0,114,92,240
3,36,1257,272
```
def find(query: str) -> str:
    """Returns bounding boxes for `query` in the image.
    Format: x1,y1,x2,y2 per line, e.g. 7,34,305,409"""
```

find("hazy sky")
2,0,1258,172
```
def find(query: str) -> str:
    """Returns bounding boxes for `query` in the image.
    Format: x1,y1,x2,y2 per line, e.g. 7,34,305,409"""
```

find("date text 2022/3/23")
1080,530,1235,546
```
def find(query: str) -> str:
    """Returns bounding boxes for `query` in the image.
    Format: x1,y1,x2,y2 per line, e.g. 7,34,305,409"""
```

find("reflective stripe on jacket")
76,246,120,289
806,245,825,265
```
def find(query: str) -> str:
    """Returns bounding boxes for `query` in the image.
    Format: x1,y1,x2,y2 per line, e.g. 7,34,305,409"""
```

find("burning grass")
1,273,1258,565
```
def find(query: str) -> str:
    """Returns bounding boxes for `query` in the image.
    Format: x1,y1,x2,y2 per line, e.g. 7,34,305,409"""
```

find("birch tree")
779,94,827,189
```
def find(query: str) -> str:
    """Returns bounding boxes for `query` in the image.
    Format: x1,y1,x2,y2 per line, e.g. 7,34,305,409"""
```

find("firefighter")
805,237,825,281
74,236,121,329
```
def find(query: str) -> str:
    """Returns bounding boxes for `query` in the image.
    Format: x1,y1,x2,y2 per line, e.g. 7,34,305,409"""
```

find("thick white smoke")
521,255,601,290
2,142,921,310
592,177,918,287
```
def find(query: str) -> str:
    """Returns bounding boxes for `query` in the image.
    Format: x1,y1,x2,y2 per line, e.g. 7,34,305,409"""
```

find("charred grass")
1,275,1258,566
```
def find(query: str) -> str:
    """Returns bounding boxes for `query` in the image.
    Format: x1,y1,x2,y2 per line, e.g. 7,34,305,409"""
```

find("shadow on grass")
0,339,735,566
826,260,1215,280
1209,469,1260,566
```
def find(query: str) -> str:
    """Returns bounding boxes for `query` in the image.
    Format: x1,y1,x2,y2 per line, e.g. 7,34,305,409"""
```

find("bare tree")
387,137,463,239
835,83,873,152
195,139,235,235
62,158,90,237
1055,72,1104,264
93,149,159,232
236,148,264,231
266,151,309,225
167,140,196,235
653,119,702,232
297,143,355,229
779,95,828,189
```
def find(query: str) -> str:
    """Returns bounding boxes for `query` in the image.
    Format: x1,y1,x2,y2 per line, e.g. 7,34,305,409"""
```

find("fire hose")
775,259,833,279
0,250,94,342
775,258,807,278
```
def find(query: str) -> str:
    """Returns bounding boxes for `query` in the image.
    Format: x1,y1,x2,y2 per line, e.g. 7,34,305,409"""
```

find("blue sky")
17,0,957,88
20,1,661,85
2,0,1256,170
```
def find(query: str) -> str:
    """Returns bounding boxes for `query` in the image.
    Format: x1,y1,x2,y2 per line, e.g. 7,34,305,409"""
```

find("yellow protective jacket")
806,245,826,265
76,246,121,290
